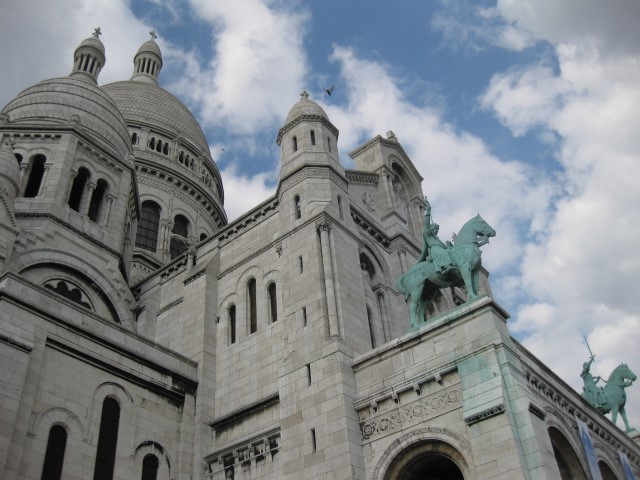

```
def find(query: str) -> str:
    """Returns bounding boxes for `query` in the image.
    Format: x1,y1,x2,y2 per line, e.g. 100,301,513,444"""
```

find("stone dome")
78,33,105,56
1,77,132,162
136,38,162,59
284,91,329,125
102,80,211,157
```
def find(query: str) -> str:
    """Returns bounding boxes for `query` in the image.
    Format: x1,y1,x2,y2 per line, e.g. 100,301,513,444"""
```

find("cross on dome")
93,27,102,37
150,30,158,40
300,90,309,100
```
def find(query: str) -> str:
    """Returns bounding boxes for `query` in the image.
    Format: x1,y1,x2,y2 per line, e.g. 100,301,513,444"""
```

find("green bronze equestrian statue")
396,201,496,328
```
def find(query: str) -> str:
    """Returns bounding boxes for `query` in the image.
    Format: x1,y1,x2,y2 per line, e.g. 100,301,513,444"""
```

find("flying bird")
325,85,335,96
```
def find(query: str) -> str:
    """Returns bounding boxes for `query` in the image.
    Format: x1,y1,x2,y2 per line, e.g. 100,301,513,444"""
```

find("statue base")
629,429,640,447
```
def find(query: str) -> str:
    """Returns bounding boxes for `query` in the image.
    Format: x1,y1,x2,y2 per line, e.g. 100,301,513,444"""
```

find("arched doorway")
599,461,619,480
548,427,587,480
383,441,466,480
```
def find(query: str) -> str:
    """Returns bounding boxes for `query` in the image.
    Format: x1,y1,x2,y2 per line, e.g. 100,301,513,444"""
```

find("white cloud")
327,45,554,276
220,164,277,222
480,0,640,425
165,0,310,134
0,0,151,107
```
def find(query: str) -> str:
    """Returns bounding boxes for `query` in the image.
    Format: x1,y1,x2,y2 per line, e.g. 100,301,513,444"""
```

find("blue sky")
1,0,639,426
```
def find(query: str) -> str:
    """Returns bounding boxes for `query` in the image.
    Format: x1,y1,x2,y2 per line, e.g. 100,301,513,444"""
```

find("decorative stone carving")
360,387,462,440
361,192,376,212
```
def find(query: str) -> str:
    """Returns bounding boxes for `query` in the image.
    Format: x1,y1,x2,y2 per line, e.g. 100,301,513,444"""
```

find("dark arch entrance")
548,427,587,480
383,441,466,480
599,461,619,480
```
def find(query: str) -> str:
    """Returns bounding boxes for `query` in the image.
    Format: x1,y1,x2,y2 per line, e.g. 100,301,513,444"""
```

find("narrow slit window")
93,397,120,480
337,195,343,219
292,136,298,152
40,425,67,480
229,305,236,344
268,283,278,323
306,363,312,386
294,195,301,219
302,306,307,327
298,256,303,273
310,130,316,145
327,136,331,152
311,429,317,452
248,279,257,334
141,454,159,480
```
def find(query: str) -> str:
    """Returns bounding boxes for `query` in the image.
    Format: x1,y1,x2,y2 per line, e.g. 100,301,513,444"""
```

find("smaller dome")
131,31,163,85
70,28,106,83
136,36,162,59
78,29,105,55
284,91,329,125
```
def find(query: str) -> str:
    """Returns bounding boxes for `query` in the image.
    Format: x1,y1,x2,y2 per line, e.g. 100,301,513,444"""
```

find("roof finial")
93,27,102,38
300,90,309,100
150,30,157,40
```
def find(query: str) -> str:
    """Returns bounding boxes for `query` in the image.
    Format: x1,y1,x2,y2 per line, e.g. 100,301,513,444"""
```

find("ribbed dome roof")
78,34,105,55
136,38,162,59
1,77,132,162
102,81,210,156
284,91,328,125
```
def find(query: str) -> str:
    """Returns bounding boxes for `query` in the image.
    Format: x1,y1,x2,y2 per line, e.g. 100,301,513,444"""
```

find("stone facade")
0,32,638,480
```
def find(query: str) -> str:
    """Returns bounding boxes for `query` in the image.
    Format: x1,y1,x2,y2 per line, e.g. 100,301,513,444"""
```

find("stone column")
376,291,389,342
82,182,96,216
399,249,408,274
378,169,395,213
38,163,52,197
318,221,340,337
103,193,115,226
64,170,78,204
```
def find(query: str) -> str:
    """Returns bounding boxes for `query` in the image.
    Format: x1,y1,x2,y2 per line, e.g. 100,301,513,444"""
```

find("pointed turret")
131,31,163,85
276,91,342,180
69,28,106,83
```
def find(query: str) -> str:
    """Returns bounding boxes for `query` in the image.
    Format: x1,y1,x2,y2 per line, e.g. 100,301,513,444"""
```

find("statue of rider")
581,355,604,407
418,199,454,274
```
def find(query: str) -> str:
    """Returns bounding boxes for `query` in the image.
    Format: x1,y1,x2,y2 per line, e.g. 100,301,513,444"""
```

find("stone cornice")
344,169,379,185
464,404,506,425
350,207,391,248
216,198,279,244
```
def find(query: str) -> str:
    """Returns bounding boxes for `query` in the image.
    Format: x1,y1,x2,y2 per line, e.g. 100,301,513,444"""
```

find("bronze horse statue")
396,214,496,328
591,363,637,432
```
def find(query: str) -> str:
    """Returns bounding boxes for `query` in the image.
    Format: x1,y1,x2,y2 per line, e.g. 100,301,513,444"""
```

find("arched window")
294,195,301,220
148,137,156,150
548,427,588,480
141,454,159,480
229,305,236,344
15,153,23,164
310,130,316,145
156,140,162,153
170,214,190,259
68,167,90,212
135,201,161,252
24,154,46,198
199,232,207,241
40,425,67,480
88,179,108,223
268,283,278,323
93,397,120,480
162,143,169,155
247,278,257,334
292,136,298,152
131,132,138,145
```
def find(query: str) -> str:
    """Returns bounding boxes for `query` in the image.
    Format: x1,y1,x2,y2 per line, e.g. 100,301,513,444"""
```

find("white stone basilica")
0,31,638,480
